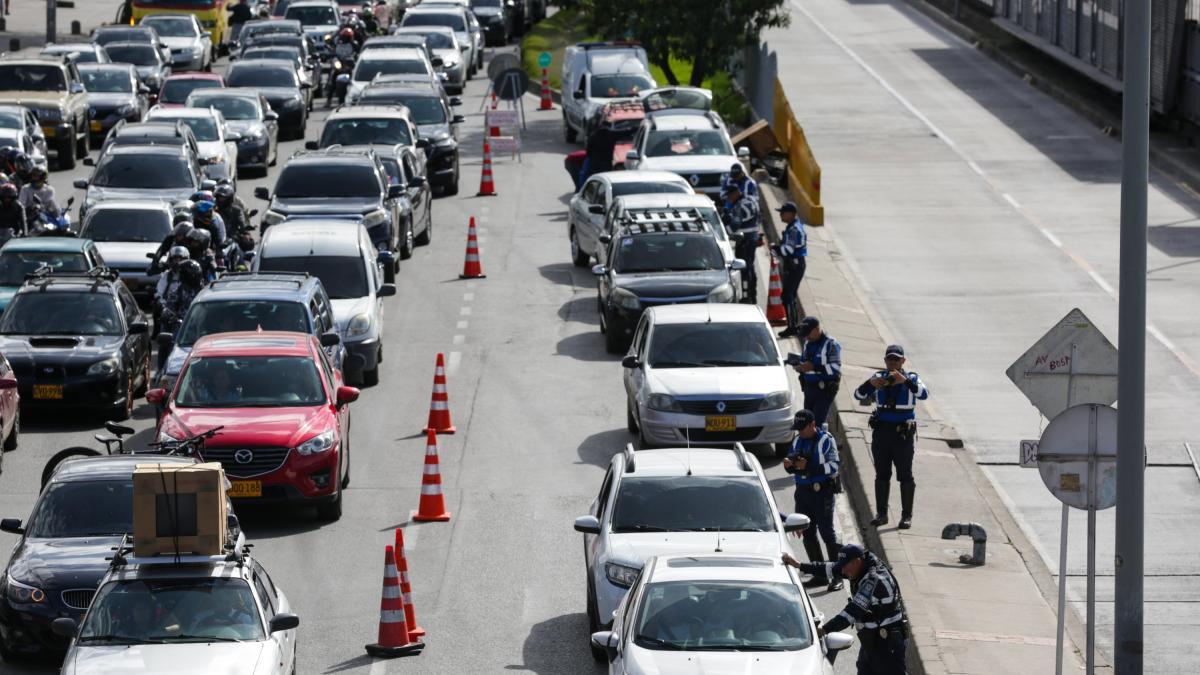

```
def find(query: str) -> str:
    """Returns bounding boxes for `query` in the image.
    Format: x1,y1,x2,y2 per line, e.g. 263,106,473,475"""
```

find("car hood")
165,405,332,449
640,154,738,174
625,644,826,675
161,36,200,50
0,335,125,364
304,25,339,38
614,270,729,298
88,92,137,109
646,364,789,398
418,123,452,141
197,140,228,159
93,241,159,269
330,296,371,328
87,185,196,205
473,7,503,18
608,532,783,570
226,119,264,136
64,642,267,675
258,87,303,102
5,537,123,591
0,92,65,108
270,196,380,216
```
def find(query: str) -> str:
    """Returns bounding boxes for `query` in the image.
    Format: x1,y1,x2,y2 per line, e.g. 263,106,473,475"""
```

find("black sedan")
223,59,310,139
78,63,149,142
0,271,150,421
187,89,280,177
102,41,171,100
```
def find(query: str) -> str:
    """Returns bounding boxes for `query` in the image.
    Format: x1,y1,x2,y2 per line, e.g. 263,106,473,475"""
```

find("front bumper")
15,373,125,411
217,448,342,504
427,147,458,185
604,304,645,342
344,337,378,374
89,109,139,138
0,597,83,656
170,52,204,70
41,122,73,147
201,160,233,182
483,22,507,45
236,137,271,170
637,404,794,445
270,104,305,130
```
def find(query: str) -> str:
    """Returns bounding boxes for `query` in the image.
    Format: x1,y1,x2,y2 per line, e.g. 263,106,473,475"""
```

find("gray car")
103,41,171,97
78,63,148,141
73,144,201,220
187,88,280,176
41,42,111,64
392,26,466,95
356,81,463,194
139,14,213,71
77,200,173,302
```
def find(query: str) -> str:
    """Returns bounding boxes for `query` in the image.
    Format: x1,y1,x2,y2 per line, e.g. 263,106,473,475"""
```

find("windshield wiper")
612,524,683,533
700,644,785,651
157,633,243,643
78,634,154,644
634,635,686,650
649,361,713,369
701,359,766,367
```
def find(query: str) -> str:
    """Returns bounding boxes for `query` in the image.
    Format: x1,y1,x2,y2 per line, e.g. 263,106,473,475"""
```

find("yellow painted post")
771,79,823,225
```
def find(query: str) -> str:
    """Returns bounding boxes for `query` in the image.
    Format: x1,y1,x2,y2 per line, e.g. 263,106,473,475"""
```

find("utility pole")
46,0,57,45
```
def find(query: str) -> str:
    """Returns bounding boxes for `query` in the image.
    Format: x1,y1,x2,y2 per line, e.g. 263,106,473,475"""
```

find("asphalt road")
0,37,860,675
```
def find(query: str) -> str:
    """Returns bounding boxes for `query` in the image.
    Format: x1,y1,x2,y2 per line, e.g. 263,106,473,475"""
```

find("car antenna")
714,526,722,553
706,301,712,324
684,427,692,476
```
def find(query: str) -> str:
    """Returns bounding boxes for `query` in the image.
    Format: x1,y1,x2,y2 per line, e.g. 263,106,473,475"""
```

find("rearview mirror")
72,178,88,189
335,385,360,406
269,613,300,633
201,179,216,191
0,518,23,535
591,264,606,276
783,513,811,533
51,618,79,638
729,259,747,271
82,156,95,166
590,631,618,659
573,90,584,100
460,45,470,52
145,388,167,405
409,176,426,187
128,319,149,334
139,85,150,94
254,186,271,200
573,515,600,534
247,209,259,218
449,97,463,107
620,355,639,369
824,631,855,652
320,332,341,347
377,283,396,297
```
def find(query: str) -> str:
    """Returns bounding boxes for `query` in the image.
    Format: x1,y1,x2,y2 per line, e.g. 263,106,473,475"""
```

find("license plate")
41,127,55,138
32,384,63,400
705,415,736,432
228,481,262,498
89,121,102,132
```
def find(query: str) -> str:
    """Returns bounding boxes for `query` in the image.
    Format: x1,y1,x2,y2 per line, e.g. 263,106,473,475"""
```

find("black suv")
255,149,406,281
357,79,464,195
592,212,745,353
0,269,151,420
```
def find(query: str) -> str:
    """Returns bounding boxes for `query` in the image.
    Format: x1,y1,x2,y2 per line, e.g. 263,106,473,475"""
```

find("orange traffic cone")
394,529,425,639
476,141,497,197
489,93,500,137
364,545,424,658
539,68,553,111
424,353,456,434
413,429,452,522
460,216,486,278
765,254,787,325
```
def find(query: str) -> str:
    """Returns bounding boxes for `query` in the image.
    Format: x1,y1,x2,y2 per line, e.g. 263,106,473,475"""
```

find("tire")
57,136,76,171
3,406,18,451
626,400,638,434
362,364,379,387
444,165,459,196
340,443,350,489
134,354,150,397
383,261,396,285
399,221,414,260
604,323,624,354
586,579,606,662
570,226,590,267
109,376,133,422
564,113,577,143
414,219,431,246
316,490,342,521
42,447,101,488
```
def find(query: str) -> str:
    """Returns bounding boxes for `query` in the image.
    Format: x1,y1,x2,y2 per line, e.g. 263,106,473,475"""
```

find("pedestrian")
722,182,760,303
782,543,909,675
791,316,841,428
582,116,620,182
782,409,843,592
853,344,928,529
773,202,807,337
721,161,759,202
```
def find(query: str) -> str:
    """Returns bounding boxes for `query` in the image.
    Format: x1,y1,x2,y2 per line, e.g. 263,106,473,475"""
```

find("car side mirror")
304,140,319,150
572,89,584,100
145,388,167,405
227,132,242,142
377,283,396,297
72,177,88,189
737,146,751,159
620,355,640,369
254,186,271,200
409,175,426,187
335,385,360,406
269,613,300,633
416,137,431,150
387,184,405,199
449,96,462,107
783,513,811,533
451,114,465,124
320,332,341,347
624,150,639,163
203,32,213,40
82,156,95,166
825,631,855,652
156,332,175,349
51,618,79,638
139,85,150,94
588,204,604,215
591,264,606,276
128,319,149,334
598,234,612,245
460,45,470,52
265,111,279,121
0,518,23,535
300,81,312,89
247,209,259,219
431,57,444,67
70,82,85,94
573,515,601,534
201,179,216,191
729,258,747,271
590,631,618,659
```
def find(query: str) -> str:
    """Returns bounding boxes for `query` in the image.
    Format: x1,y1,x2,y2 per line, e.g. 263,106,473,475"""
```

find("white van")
561,42,654,143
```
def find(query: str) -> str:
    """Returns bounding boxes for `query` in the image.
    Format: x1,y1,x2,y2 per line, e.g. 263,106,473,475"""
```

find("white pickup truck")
561,42,655,143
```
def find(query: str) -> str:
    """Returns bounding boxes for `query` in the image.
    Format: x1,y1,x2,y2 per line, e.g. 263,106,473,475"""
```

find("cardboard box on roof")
132,462,228,558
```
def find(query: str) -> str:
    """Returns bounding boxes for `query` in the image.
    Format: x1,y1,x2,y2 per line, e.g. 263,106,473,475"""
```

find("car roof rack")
108,531,252,571
622,442,637,473
619,217,707,236
208,271,309,289
24,265,120,284
621,207,707,229
732,442,754,472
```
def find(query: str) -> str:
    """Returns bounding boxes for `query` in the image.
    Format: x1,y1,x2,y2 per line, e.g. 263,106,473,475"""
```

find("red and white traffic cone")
539,68,553,110
765,254,787,325
489,93,500,137
424,352,455,434
476,140,497,197
364,545,424,658
413,428,452,522
460,216,486,278
394,529,425,639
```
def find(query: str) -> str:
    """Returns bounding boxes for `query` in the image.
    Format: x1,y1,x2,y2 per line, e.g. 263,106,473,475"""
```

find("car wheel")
57,135,75,170
316,490,343,521
564,113,576,143
586,579,606,662
362,364,379,387
383,261,396,285
445,163,460,195
604,323,624,354
415,218,431,246
340,443,350,489
400,221,414,260
134,354,150,397
109,376,133,422
626,399,638,434
570,226,589,267
3,406,18,452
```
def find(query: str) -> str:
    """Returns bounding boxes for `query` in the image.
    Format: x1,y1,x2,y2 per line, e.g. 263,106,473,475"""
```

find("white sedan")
568,170,693,267
147,106,239,183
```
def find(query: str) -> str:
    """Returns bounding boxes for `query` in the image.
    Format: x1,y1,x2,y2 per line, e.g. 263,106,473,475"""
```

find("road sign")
537,51,552,69
1036,404,1117,510
1006,308,1118,420
495,68,530,101
487,110,520,127
488,53,522,82
1019,440,1039,468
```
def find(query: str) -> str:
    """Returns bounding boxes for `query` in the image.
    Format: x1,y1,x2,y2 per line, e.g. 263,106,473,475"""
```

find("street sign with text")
1006,308,1118,420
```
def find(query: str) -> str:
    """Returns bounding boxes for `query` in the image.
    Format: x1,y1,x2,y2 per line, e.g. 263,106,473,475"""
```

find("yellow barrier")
771,79,824,225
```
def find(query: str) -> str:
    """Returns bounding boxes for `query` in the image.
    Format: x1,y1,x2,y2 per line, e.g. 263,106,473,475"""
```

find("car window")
581,180,599,203
159,78,222,105
591,73,653,98
611,182,689,198
92,152,194,189
316,341,336,387
190,94,259,121
0,291,123,336
176,355,326,407
611,476,777,533
252,570,275,616
308,298,325,332
353,58,430,82
81,578,266,644
0,64,65,92
594,466,614,519
612,233,724,274
227,66,297,89
634,580,812,651
0,251,89,285
143,17,198,38
154,114,220,141
647,321,779,368
117,285,141,325
645,129,733,157
27,479,134,537
106,44,160,67
274,163,381,198
401,12,466,31
80,68,134,93
178,300,311,347
259,255,369,300
402,154,420,182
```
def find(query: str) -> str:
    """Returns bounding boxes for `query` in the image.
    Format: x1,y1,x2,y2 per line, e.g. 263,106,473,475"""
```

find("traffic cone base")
413,429,452,522
365,546,424,658
365,641,425,658
425,353,456,434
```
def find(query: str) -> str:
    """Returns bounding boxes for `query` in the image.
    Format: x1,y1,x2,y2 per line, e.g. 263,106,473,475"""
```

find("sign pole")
46,0,57,45
1086,405,1098,675
1055,341,1078,675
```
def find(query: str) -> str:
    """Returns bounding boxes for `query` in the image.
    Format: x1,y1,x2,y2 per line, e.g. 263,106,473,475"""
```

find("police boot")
898,481,916,530
870,481,890,527
824,540,844,591
801,540,827,587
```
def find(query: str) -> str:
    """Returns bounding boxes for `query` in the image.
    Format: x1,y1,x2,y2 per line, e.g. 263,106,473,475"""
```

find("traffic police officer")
723,182,761,303
721,161,759,202
783,544,909,674
853,344,928,529
782,409,843,592
773,202,807,337
792,316,841,428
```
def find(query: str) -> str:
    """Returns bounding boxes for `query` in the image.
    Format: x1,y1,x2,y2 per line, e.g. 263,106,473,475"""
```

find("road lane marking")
447,351,461,375
463,292,474,302
457,320,469,329
460,307,471,316
1001,193,1020,209
453,334,465,345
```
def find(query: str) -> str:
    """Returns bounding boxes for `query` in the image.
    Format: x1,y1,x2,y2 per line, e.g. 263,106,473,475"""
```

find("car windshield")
285,6,338,25
190,95,258,121
472,0,502,6
259,255,368,299
84,209,171,242
647,322,779,368
227,66,296,88
634,580,812,651
81,69,133,93
159,78,222,105
354,59,429,82
592,73,653,98
155,115,219,141
26,480,133,537
320,118,412,147
402,12,465,31
0,65,65,91
80,578,265,644
361,93,445,124
275,163,381,198
143,18,197,37
178,300,310,347
243,49,301,67
646,129,733,157
611,476,777,532
612,182,689,198
244,23,298,39
0,291,122,336
176,355,326,407
107,44,159,67
612,233,723,273
46,46,101,63
0,251,88,286
403,30,453,49
93,29,150,46
91,153,194,189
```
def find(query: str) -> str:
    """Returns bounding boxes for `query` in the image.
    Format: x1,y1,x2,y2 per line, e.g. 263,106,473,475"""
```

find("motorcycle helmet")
13,153,32,176
185,227,211,250
339,27,355,40
214,183,236,204
178,259,203,287
0,183,17,201
168,245,191,262
193,200,216,222
173,211,194,227
191,190,215,204
0,146,15,168
28,167,47,186
172,222,195,241
172,199,195,217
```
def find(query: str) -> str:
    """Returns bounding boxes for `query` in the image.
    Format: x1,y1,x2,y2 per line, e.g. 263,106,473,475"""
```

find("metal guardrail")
771,79,824,226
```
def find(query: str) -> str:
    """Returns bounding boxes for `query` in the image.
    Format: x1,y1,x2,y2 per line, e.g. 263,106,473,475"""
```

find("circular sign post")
537,51,552,69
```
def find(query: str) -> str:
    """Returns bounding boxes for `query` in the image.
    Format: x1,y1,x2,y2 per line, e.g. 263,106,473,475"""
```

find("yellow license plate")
32,384,63,400
228,481,262,498
41,126,55,138
705,415,737,432
89,121,102,132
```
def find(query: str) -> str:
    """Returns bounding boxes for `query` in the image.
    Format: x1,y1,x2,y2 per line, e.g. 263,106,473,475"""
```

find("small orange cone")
539,68,553,111
413,428,452,522
460,216,486,279
424,353,456,434
476,141,497,197
766,254,787,325
488,93,500,137
394,529,425,639
365,545,424,658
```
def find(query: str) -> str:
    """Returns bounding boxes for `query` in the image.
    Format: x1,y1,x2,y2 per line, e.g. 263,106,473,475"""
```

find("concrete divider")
771,79,824,225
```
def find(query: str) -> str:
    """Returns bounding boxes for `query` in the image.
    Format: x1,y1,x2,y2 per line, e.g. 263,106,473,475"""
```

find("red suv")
146,331,359,521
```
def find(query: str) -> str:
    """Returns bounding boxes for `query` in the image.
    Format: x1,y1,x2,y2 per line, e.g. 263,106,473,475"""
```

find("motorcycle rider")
192,192,226,245
184,227,218,280
360,4,381,36
0,182,27,240
18,167,60,226
213,184,247,238
150,222,197,274
162,259,204,327
154,245,191,309
9,152,33,188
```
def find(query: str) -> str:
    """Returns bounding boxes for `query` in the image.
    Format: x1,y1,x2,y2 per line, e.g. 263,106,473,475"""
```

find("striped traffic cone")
413,429,452,522
476,141,497,197
394,529,425,639
489,93,500,136
765,254,787,325
424,352,455,434
539,68,553,110
459,216,486,279
364,545,424,658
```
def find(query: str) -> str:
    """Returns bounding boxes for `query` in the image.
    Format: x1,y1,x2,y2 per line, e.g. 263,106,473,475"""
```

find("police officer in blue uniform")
854,344,928,529
783,543,909,674
722,182,761,304
783,409,843,591
792,316,841,429
773,202,807,337
720,161,759,202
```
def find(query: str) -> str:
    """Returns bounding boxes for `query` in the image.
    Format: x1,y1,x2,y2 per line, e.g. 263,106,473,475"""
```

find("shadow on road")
234,504,331,539
506,612,604,674
555,331,613,363
576,427,633,468
557,295,599,325
538,262,582,287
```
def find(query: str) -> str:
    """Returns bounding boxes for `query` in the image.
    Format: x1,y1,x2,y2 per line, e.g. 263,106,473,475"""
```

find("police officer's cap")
791,409,816,430
725,182,741,193
885,344,905,358
799,316,820,333
776,202,799,214
832,543,866,575
729,162,745,175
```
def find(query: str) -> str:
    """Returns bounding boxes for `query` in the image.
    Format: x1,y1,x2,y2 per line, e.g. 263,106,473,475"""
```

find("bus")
130,0,245,56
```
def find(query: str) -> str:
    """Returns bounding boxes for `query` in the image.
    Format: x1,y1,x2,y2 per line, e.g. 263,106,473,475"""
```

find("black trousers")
793,483,838,548
802,384,835,428
856,629,908,675
870,424,914,485
780,256,804,328
734,233,759,301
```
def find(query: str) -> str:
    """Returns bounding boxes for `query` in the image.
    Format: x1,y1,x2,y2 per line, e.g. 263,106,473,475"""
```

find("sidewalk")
757,183,1092,674
0,0,123,50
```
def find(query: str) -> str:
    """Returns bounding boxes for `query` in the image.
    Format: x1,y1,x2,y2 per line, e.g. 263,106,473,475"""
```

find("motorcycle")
326,55,355,106
31,196,75,236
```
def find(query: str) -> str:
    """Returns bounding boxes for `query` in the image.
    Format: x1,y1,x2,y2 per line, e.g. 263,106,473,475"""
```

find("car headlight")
192,46,204,56
262,210,287,227
611,287,640,311
443,60,459,70
361,208,388,227
116,104,136,116
87,357,120,376
604,562,640,589
280,97,303,110
647,394,681,412
4,576,46,605
146,74,162,86
244,127,266,141
759,390,793,411
347,313,371,337
296,429,336,456
434,136,456,149
157,428,183,443
706,283,734,303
